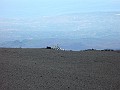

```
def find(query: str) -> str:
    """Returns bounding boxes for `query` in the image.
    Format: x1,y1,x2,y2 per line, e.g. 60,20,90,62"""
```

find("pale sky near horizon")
0,0,120,17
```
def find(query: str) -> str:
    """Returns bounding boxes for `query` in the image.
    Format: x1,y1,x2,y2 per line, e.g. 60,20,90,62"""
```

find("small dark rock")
40,76,42,77
76,77,78,79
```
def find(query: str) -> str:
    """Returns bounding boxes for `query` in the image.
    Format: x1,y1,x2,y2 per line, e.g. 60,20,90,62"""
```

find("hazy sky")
0,0,120,17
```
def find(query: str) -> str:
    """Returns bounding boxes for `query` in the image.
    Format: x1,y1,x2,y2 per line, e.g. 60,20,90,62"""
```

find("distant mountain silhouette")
0,38,120,50
0,40,23,48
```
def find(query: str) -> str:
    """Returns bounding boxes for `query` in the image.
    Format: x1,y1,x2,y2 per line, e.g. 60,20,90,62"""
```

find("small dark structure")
102,49,114,51
85,48,96,51
46,46,52,49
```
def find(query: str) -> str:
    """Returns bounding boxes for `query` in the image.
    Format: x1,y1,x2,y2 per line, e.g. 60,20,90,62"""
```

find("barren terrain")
0,48,120,90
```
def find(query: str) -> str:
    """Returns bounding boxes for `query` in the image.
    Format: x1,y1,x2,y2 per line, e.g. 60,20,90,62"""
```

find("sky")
0,0,120,17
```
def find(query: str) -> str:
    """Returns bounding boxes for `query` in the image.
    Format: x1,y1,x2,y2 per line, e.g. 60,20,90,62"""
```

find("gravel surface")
0,48,120,90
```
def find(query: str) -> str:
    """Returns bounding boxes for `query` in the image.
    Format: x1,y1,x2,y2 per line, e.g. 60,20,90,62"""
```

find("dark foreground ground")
0,48,120,90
